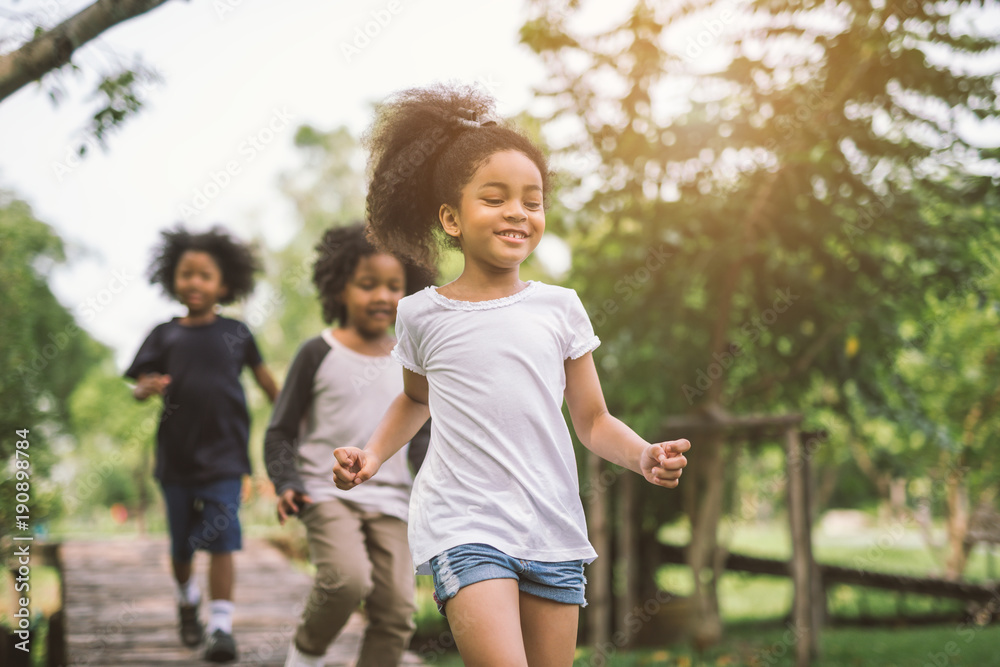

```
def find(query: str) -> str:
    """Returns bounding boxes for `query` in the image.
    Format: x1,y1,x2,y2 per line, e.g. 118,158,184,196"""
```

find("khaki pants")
294,498,416,665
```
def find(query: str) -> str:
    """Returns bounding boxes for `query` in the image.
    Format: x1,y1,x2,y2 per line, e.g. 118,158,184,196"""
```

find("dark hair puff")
364,83,550,273
312,222,435,324
148,224,260,305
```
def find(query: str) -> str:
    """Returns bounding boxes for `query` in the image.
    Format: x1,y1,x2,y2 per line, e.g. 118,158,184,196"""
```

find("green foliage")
882,231,1000,482
524,0,998,416
64,362,162,518
4,0,167,151
844,221,1000,576
522,0,1000,597
259,125,367,363
0,192,106,546
85,65,163,155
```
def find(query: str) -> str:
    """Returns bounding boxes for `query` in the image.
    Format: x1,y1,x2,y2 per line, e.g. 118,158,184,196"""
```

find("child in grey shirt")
265,223,430,667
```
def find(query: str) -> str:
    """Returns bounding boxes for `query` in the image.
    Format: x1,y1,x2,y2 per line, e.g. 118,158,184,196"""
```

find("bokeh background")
2,1,1000,665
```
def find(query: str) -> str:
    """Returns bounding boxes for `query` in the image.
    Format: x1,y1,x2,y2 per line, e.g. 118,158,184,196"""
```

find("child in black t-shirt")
125,225,278,663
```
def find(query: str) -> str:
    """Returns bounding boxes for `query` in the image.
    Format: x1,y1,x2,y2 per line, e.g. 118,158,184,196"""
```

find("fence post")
786,426,819,665
585,450,612,647
615,472,638,647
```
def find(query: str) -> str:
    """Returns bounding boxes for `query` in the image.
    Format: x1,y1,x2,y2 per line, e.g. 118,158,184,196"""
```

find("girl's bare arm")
367,369,430,462
564,352,689,487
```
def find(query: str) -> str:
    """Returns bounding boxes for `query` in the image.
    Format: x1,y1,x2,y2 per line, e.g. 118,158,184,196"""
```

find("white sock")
176,578,200,607
286,640,325,667
207,599,234,635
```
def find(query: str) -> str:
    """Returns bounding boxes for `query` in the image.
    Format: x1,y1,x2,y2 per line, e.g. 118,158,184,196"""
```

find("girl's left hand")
640,439,690,488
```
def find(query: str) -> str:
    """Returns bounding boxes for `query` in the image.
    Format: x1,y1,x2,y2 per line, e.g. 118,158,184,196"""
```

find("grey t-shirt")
264,329,427,522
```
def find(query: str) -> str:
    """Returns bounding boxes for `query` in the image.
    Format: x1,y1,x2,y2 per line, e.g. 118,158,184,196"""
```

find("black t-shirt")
125,316,263,484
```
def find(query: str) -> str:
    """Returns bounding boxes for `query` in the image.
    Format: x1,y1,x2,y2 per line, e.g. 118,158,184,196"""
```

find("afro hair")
147,224,260,305
312,222,435,324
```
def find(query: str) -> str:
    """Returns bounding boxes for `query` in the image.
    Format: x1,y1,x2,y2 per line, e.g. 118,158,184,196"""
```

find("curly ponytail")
364,83,550,273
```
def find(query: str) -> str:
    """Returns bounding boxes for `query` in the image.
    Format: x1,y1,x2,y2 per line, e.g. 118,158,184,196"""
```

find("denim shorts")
160,477,242,561
429,543,587,616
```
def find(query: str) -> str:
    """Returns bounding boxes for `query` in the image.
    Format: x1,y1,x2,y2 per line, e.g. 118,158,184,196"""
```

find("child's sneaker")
204,628,237,662
177,603,203,647
284,640,325,667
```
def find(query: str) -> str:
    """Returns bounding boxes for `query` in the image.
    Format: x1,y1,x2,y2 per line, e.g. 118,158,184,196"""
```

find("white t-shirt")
391,280,601,574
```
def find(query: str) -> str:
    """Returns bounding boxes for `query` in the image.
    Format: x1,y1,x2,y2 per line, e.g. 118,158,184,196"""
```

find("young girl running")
264,223,431,667
333,84,690,667
126,225,278,663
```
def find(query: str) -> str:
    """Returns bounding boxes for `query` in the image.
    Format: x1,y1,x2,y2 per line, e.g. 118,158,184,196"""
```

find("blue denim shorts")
429,543,587,616
160,477,242,561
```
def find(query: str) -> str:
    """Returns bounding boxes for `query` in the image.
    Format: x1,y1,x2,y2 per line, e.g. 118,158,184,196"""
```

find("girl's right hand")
333,447,381,490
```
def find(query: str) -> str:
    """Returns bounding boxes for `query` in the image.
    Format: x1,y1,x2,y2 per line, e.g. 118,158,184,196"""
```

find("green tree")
522,0,999,645
862,221,1000,580
257,125,367,359
0,191,105,547
64,361,162,528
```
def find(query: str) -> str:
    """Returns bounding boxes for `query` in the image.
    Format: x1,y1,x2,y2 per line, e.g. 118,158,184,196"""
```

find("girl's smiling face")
174,250,227,315
439,149,545,273
339,252,406,339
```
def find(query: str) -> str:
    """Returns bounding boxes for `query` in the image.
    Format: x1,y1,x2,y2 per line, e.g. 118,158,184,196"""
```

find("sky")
0,0,619,368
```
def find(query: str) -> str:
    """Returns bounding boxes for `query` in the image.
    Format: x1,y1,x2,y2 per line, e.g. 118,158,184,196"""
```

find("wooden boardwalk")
62,537,426,666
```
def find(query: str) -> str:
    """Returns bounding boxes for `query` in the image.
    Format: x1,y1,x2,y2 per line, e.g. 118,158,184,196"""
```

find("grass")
565,624,1000,666
420,624,1000,666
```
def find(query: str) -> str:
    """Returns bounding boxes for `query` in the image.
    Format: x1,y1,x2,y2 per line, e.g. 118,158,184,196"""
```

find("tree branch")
0,0,174,103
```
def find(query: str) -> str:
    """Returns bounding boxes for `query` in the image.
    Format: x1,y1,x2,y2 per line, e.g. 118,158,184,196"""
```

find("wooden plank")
661,413,804,433
658,545,1000,604
62,537,424,666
